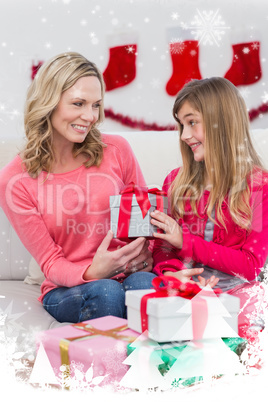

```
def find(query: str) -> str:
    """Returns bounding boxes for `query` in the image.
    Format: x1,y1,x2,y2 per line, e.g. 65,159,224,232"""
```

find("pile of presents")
31,184,250,390
33,282,246,391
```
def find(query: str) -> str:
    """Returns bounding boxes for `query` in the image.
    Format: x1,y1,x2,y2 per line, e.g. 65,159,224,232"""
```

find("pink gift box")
36,316,139,388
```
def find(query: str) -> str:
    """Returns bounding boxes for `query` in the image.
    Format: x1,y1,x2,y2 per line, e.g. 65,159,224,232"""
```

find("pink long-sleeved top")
0,134,146,302
153,167,268,282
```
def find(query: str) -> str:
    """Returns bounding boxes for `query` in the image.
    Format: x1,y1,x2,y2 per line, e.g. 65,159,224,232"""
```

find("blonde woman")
151,77,268,338
0,52,158,323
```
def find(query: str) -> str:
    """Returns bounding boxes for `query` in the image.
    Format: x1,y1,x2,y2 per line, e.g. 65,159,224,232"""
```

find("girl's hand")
163,268,220,288
151,210,183,249
124,240,153,275
84,231,146,280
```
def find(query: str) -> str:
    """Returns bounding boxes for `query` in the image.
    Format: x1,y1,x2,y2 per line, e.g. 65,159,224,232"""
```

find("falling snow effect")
1,0,268,397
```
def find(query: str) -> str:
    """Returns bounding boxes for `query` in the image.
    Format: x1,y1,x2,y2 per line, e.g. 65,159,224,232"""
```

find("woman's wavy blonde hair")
23,52,106,177
171,77,264,230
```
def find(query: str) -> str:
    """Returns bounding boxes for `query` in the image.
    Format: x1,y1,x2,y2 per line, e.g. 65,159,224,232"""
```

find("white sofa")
0,129,268,357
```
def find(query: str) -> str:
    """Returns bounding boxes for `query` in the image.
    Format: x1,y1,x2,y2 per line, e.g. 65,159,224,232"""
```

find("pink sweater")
0,134,146,302
153,167,268,282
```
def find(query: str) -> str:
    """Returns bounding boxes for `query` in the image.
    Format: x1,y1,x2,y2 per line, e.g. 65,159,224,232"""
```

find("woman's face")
51,76,102,147
177,101,205,162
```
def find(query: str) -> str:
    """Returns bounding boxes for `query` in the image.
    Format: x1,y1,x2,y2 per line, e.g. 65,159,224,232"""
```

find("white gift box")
110,193,168,239
126,288,240,343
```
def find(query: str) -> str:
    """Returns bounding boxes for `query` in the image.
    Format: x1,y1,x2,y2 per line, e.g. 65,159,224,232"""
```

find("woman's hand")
164,268,220,288
124,240,153,275
151,210,183,249
83,231,148,280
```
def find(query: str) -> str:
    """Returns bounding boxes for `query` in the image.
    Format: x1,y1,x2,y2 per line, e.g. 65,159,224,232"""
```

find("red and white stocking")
103,32,138,91
166,27,202,96
224,31,262,86
31,60,43,80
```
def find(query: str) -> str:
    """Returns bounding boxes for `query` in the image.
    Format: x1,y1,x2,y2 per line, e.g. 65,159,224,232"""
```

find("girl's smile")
177,101,205,162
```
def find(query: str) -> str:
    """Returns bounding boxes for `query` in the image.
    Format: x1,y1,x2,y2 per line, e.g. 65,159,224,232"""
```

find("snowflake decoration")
169,38,186,55
57,362,107,391
0,334,28,383
237,283,268,325
190,49,197,57
102,346,128,375
151,78,161,89
189,9,230,46
240,328,268,374
262,91,268,103
0,301,25,337
239,87,251,99
0,105,22,123
171,378,180,388
171,12,179,20
251,42,260,50
243,47,250,54
126,45,135,53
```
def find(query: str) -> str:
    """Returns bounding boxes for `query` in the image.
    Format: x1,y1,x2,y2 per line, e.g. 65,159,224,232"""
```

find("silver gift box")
110,193,168,239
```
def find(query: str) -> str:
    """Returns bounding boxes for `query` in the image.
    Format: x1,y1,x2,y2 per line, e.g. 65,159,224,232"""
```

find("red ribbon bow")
116,182,166,240
140,275,222,340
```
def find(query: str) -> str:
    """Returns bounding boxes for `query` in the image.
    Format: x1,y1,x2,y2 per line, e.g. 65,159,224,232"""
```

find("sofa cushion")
0,208,32,280
24,257,45,286
105,130,182,187
0,281,60,357
0,138,24,170
250,128,268,169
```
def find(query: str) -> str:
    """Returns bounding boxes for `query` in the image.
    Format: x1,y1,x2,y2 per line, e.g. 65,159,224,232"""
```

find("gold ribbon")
59,322,137,387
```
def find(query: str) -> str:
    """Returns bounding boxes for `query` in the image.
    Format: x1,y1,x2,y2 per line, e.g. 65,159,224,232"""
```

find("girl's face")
51,76,102,147
177,101,205,162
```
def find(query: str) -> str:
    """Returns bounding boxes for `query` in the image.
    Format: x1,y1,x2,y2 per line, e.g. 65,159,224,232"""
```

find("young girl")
151,77,268,338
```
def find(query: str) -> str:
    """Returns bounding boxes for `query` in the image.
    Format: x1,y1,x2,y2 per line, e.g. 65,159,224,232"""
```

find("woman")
0,52,157,323
151,77,268,338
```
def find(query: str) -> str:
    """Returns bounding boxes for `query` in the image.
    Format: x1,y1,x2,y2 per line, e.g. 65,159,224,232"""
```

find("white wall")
0,0,268,138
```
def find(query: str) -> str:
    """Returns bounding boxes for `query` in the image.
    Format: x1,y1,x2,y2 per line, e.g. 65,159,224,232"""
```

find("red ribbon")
116,182,166,239
140,275,222,340
148,188,167,217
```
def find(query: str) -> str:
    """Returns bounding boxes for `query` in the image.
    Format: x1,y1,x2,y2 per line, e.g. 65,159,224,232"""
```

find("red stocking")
103,33,138,91
165,28,202,96
31,61,43,80
224,41,262,86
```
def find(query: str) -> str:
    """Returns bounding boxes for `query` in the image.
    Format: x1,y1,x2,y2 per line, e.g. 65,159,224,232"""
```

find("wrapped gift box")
36,315,139,387
127,336,246,374
126,288,240,342
110,187,168,239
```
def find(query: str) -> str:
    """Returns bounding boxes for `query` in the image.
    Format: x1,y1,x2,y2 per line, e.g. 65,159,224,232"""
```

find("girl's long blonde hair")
23,52,106,177
171,77,264,230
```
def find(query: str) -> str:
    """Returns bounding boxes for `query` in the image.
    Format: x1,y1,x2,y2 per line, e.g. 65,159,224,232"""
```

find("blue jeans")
43,271,156,323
